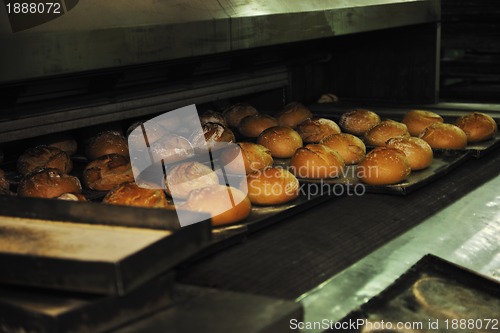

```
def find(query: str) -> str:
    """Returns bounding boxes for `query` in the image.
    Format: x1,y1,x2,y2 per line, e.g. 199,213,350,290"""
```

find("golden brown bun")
238,114,278,138
320,133,366,165
199,110,227,127
317,93,339,104
296,118,341,143
182,185,251,226
357,147,411,185
290,144,345,179
18,168,82,198
86,131,129,160
190,122,235,152
257,126,303,158
56,193,87,201
223,103,259,128
220,142,273,174
149,134,194,164
364,120,410,147
419,123,467,149
39,133,78,156
243,167,299,205
339,109,381,136
103,182,169,208
165,161,219,199
386,137,433,171
17,146,72,175
402,110,444,136
0,169,9,191
127,122,167,147
455,112,497,143
83,154,134,191
277,102,313,128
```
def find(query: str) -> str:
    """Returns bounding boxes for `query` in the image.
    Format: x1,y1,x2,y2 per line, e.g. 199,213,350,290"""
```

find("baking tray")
112,284,303,333
0,205,210,295
339,254,500,332
211,188,334,245
0,271,175,333
272,150,471,195
309,103,500,158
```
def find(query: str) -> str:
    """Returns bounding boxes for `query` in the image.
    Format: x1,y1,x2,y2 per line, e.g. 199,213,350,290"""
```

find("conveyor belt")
177,145,500,300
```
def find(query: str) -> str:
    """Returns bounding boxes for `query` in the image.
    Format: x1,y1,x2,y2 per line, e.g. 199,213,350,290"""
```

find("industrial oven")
1,1,499,332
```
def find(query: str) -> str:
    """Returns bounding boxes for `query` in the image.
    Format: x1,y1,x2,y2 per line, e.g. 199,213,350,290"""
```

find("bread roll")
190,122,235,152
277,102,313,128
419,123,467,149
238,114,278,138
18,168,82,198
339,109,381,136
290,144,345,179
257,126,303,158
386,137,433,170
320,133,366,165
317,93,339,104
220,142,273,174
83,154,134,191
243,167,299,205
357,147,411,185
86,131,129,160
364,120,410,147
103,182,169,208
296,118,341,143
0,169,9,191
165,161,219,199
56,193,87,201
150,134,194,164
182,185,251,226
223,103,259,128
39,132,78,156
402,110,444,136
199,110,227,127
17,146,72,175
127,122,167,147
455,112,497,143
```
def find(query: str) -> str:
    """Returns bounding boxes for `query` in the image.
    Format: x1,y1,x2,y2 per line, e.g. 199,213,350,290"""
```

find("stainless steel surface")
0,66,288,142
224,0,440,50
298,173,500,332
0,0,439,83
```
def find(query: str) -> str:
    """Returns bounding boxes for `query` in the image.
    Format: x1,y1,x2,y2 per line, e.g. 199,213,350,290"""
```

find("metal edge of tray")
0,194,207,230
190,191,336,261
0,271,176,333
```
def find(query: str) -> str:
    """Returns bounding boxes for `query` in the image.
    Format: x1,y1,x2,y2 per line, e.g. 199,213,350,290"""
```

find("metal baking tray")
273,150,471,195
0,271,175,333
309,103,500,158
112,284,303,333
340,254,500,333
211,188,334,246
0,201,210,295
